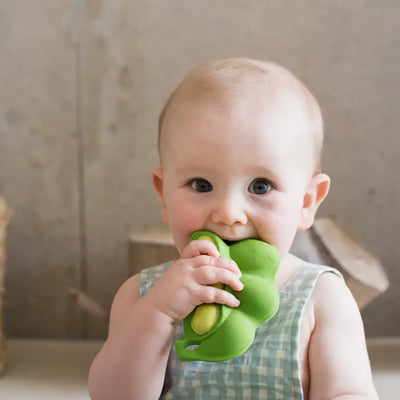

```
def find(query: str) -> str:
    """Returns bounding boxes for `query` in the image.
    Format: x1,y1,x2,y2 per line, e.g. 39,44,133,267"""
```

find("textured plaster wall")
0,0,399,338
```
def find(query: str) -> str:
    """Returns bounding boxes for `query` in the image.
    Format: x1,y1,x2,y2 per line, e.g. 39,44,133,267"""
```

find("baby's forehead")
163,94,315,168
163,106,316,185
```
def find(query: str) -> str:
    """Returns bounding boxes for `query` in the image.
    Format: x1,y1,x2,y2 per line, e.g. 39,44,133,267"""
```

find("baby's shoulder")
111,262,172,312
310,269,360,325
312,270,349,301
106,274,141,337
113,274,141,306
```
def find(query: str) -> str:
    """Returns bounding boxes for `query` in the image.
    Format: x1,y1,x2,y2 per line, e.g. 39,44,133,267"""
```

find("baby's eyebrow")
173,165,214,175
247,165,280,180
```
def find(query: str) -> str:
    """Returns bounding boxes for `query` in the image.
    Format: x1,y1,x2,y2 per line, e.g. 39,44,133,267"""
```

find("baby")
89,58,377,399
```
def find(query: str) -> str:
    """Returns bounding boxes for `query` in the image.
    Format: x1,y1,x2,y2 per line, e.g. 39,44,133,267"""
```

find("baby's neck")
276,253,306,291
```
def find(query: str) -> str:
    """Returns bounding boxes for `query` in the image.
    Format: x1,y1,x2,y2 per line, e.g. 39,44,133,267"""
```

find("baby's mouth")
220,236,264,246
222,239,239,246
221,237,262,246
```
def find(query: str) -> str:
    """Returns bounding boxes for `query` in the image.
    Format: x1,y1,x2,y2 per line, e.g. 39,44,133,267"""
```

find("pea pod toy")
174,231,280,362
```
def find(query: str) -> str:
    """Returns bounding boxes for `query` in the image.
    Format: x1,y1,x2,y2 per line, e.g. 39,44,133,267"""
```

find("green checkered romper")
140,262,341,399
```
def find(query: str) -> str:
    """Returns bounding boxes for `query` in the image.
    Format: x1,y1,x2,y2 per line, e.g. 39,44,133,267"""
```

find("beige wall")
0,0,399,338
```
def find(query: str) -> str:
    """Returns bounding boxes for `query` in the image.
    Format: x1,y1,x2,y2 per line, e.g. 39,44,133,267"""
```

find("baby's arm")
308,273,378,399
88,239,242,400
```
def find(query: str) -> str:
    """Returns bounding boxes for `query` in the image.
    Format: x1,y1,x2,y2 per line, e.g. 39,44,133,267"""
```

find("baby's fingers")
196,266,244,292
201,284,241,308
193,255,241,278
181,239,219,259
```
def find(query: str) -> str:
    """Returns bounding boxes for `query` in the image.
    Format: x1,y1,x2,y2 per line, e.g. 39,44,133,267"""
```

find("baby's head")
153,58,330,258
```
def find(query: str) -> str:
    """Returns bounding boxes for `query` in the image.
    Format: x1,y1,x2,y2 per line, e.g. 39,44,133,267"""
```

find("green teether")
174,231,280,362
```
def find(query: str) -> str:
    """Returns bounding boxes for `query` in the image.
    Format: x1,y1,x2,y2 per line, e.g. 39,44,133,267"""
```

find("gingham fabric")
140,262,342,399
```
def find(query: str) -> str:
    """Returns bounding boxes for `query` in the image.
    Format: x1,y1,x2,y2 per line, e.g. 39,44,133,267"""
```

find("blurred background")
1,0,399,343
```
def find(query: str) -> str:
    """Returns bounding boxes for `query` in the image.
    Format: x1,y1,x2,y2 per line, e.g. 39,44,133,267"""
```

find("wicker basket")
0,197,12,375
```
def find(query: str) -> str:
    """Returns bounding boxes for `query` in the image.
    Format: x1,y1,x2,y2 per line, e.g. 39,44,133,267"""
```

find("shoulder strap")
139,261,173,297
282,263,343,297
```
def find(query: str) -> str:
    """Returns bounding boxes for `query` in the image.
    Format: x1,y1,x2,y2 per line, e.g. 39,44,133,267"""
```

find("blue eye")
190,178,213,193
248,178,272,195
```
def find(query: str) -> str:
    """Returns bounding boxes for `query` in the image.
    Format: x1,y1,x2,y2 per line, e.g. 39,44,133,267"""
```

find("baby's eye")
190,178,213,193
248,178,272,195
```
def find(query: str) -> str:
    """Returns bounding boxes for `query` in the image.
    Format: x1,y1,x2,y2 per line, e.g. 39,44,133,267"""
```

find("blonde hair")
158,58,324,173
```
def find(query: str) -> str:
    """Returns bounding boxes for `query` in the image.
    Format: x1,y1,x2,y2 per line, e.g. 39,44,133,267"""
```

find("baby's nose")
211,194,248,226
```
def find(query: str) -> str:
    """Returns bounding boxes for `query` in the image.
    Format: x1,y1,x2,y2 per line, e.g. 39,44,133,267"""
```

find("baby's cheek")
256,215,295,256
169,210,203,252
256,214,278,241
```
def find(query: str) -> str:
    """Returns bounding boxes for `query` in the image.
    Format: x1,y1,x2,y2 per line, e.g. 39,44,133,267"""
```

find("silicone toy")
174,231,280,362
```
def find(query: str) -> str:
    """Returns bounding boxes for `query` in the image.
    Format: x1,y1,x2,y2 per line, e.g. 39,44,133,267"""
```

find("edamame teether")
174,231,280,362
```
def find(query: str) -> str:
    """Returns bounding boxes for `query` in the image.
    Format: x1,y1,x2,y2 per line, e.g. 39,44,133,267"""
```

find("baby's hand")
145,239,243,325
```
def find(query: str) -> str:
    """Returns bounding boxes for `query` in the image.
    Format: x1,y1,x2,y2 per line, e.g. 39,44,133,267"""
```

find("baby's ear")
152,167,169,223
298,174,330,230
